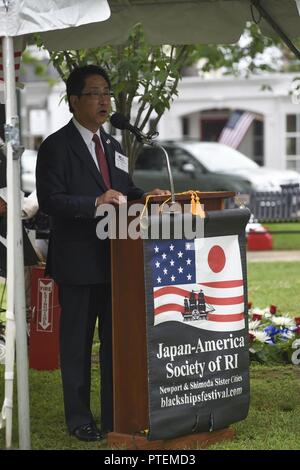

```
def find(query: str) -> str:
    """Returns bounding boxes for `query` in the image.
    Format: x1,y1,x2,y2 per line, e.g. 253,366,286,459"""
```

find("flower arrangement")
248,302,300,365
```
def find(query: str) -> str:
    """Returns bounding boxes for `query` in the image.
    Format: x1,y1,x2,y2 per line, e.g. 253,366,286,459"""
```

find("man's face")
70,74,111,132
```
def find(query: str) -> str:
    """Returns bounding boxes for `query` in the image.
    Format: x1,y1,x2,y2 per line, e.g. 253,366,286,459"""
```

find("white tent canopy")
0,0,110,36
40,1,300,51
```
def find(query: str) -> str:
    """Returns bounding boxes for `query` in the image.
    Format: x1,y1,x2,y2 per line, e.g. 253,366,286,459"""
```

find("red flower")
269,305,277,314
249,333,255,343
294,326,300,336
294,317,300,326
252,313,262,321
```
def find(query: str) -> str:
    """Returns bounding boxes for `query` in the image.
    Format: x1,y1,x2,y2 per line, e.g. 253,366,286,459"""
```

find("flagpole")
2,35,31,450
0,33,15,448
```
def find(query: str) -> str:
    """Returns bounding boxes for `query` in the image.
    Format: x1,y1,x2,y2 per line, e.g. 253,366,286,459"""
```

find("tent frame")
1,35,30,450
251,0,300,60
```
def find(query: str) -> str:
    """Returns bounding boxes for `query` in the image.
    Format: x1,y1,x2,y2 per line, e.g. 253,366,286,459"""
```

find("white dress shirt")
72,117,105,173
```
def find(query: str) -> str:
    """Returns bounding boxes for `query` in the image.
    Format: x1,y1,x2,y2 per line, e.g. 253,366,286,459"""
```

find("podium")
108,192,235,449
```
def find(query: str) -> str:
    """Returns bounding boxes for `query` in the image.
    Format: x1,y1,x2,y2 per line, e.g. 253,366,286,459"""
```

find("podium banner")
143,208,251,440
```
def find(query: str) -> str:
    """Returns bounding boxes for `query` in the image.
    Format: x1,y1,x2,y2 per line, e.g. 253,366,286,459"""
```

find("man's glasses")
80,91,113,100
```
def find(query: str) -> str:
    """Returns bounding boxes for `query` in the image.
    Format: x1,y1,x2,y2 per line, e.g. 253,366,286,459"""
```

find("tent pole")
1,34,16,451
2,36,31,450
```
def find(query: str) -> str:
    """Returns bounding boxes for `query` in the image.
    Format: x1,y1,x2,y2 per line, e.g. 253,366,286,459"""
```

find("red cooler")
29,266,61,370
247,229,273,251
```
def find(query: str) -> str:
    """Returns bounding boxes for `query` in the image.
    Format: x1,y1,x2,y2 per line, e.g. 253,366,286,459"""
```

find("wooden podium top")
126,191,235,213
129,191,235,205
145,191,235,201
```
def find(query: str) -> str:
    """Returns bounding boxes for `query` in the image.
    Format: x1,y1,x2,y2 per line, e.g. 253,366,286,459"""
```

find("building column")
158,112,182,140
264,107,284,169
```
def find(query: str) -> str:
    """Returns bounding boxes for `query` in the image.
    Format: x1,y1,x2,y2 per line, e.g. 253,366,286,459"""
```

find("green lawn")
247,261,300,316
0,363,299,450
209,364,300,450
0,261,299,450
263,222,300,250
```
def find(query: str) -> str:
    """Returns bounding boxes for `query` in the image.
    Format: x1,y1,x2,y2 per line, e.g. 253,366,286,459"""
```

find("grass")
0,364,107,450
263,222,300,250
0,261,299,450
247,261,300,316
209,364,300,450
0,363,299,450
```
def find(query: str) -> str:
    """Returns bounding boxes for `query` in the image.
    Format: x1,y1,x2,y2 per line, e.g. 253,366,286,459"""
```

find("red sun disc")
207,245,226,273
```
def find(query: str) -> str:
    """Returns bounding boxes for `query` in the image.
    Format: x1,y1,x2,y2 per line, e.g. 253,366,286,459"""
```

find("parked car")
133,141,300,194
21,141,300,196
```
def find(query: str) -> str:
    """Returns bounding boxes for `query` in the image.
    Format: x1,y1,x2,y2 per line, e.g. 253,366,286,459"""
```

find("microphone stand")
151,142,176,205
134,131,176,206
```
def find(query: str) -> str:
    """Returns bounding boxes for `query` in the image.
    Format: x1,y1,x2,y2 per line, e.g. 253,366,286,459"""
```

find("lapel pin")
106,139,111,144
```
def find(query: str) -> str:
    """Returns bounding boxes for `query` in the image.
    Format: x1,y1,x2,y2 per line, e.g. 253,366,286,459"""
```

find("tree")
38,25,194,173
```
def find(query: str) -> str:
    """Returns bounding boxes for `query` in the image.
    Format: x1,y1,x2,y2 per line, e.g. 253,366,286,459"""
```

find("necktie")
92,134,111,189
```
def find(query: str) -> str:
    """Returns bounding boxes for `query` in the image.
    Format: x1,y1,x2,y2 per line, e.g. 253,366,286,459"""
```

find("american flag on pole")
150,236,245,332
218,110,254,149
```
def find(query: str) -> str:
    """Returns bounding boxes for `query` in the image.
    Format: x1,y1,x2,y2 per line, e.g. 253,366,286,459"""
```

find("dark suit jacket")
36,120,144,285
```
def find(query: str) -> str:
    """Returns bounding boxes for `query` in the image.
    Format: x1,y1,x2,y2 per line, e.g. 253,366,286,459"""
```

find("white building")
157,73,300,173
20,81,71,150
17,72,300,174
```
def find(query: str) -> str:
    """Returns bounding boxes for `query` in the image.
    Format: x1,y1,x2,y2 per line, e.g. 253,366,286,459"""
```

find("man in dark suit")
36,65,169,442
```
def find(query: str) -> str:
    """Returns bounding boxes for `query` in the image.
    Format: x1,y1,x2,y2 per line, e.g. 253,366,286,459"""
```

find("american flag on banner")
218,110,255,149
150,236,245,332
0,37,23,83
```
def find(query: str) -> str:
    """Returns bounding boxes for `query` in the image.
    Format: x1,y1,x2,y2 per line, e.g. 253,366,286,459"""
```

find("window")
136,145,204,173
167,147,201,171
201,118,227,142
253,120,264,166
182,117,190,137
135,147,165,170
286,114,300,172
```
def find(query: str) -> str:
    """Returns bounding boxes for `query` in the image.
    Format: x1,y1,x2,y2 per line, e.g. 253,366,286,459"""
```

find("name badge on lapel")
115,151,129,173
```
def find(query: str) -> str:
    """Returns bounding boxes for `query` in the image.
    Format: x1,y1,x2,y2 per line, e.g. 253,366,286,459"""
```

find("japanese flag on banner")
195,235,244,327
151,235,245,332
0,36,24,84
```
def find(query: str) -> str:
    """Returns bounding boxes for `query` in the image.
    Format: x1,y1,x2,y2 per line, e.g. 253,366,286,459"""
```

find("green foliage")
193,23,282,76
40,25,193,172
249,339,286,364
248,305,300,365
21,49,58,87
35,21,290,173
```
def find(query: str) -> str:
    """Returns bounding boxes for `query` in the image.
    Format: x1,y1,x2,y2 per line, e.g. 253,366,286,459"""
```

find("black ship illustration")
182,289,214,321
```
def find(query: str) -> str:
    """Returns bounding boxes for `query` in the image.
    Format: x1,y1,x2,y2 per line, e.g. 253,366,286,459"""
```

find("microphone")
110,113,175,203
110,112,148,143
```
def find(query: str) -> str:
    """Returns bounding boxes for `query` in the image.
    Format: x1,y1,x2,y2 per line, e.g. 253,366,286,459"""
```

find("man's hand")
145,188,171,196
0,197,7,216
96,190,127,206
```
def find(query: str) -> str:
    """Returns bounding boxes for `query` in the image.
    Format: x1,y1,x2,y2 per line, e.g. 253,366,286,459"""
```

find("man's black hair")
66,65,111,113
